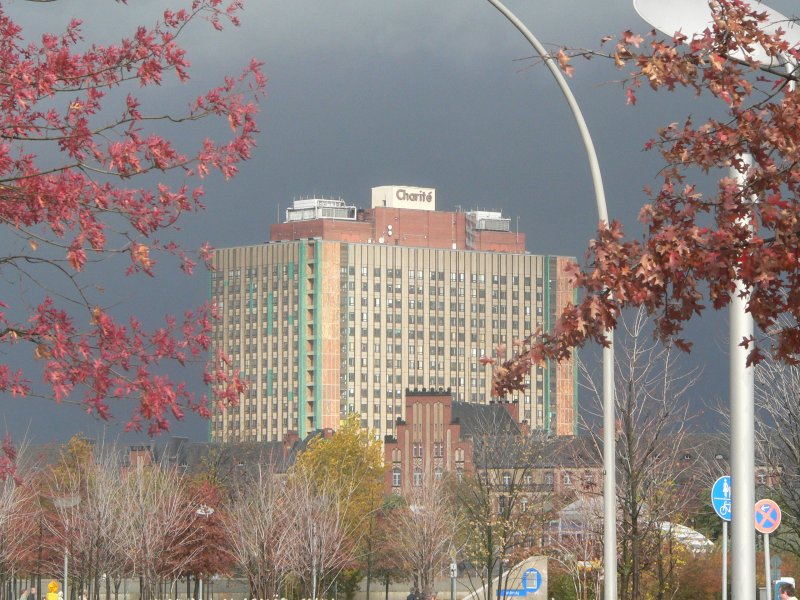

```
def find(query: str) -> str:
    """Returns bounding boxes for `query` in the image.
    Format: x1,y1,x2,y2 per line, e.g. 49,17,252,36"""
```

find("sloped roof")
24,436,304,479
451,401,520,438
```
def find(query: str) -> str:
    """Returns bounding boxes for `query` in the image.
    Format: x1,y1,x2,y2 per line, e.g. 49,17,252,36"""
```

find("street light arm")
484,0,608,224
483,3,616,599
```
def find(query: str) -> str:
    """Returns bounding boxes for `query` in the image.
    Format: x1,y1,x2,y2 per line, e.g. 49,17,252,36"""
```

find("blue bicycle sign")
712,476,732,522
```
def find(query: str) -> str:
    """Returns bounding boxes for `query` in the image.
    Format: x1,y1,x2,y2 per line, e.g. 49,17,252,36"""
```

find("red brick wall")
271,208,524,253
384,391,473,495
270,219,372,243
470,230,526,253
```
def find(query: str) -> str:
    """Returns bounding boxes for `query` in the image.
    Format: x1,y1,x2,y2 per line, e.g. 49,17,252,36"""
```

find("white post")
601,336,616,600
64,547,68,600
481,4,615,597
722,520,728,600
199,578,203,600
730,158,756,600
764,533,771,595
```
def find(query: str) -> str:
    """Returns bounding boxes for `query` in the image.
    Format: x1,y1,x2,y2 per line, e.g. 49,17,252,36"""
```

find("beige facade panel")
210,239,576,442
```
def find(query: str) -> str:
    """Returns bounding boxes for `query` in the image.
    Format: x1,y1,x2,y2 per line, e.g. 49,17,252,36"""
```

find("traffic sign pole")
764,533,771,594
723,521,728,600
754,498,782,594
711,475,732,600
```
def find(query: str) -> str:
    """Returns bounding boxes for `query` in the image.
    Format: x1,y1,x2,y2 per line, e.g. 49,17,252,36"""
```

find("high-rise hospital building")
210,186,577,442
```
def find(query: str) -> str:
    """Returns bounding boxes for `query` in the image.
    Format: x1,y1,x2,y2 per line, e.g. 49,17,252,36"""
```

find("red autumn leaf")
0,0,265,466
494,0,800,394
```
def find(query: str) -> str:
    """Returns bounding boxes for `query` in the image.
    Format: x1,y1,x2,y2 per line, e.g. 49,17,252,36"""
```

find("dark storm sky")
4,0,794,444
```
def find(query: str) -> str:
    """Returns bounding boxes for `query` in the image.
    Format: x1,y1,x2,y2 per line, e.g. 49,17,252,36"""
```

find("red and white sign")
754,499,782,534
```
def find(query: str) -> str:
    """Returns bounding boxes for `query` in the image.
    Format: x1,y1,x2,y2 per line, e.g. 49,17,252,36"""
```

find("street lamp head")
633,0,800,64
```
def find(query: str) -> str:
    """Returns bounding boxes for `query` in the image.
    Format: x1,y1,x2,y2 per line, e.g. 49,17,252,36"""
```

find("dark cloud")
6,0,797,442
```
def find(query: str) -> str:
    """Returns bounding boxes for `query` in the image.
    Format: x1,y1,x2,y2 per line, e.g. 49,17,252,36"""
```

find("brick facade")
271,207,525,253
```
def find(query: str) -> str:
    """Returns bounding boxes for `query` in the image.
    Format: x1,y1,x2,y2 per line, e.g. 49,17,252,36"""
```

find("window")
433,442,443,458
392,467,401,487
502,472,512,488
413,443,422,458
435,466,443,480
414,467,423,487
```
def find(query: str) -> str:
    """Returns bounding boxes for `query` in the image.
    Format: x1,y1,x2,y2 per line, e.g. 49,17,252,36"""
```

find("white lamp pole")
631,2,800,598
53,495,81,600
196,504,215,600
483,3,616,598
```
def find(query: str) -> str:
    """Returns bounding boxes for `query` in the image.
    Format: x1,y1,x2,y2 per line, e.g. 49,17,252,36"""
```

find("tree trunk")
498,561,504,600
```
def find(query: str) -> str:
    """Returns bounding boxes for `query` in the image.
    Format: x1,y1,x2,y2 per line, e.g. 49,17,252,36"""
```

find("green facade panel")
313,241,322,428
298,245,307,436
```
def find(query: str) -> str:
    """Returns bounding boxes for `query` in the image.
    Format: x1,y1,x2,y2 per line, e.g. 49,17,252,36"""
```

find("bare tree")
392,475,460,599
582,308,700,600
454,410,548,600
283,470,355,600
115,461,200,600
755,346,800,560
548,494,603,600
223,465,291,600
0,445,38,600
46,445,130,600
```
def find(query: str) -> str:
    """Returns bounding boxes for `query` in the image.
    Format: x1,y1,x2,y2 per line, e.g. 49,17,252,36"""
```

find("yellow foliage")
293,414,384,537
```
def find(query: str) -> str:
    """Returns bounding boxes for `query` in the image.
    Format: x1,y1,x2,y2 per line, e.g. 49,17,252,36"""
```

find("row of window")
392,465,450,487
217,265,543,286
343,266,539,286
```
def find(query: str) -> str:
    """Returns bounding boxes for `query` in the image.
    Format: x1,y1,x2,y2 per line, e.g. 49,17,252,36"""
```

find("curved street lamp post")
483,2,616,598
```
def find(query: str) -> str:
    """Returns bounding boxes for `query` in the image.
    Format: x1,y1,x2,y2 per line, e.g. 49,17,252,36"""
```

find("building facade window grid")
210,199,576,442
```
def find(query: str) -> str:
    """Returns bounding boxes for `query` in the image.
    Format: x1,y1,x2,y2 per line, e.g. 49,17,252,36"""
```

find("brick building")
211,185,577,443
383,388,523,495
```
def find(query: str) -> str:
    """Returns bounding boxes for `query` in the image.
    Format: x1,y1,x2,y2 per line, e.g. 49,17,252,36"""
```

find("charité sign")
371,185,436,211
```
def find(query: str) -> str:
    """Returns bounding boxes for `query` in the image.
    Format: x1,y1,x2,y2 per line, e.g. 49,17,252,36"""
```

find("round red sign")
754,499,782,534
